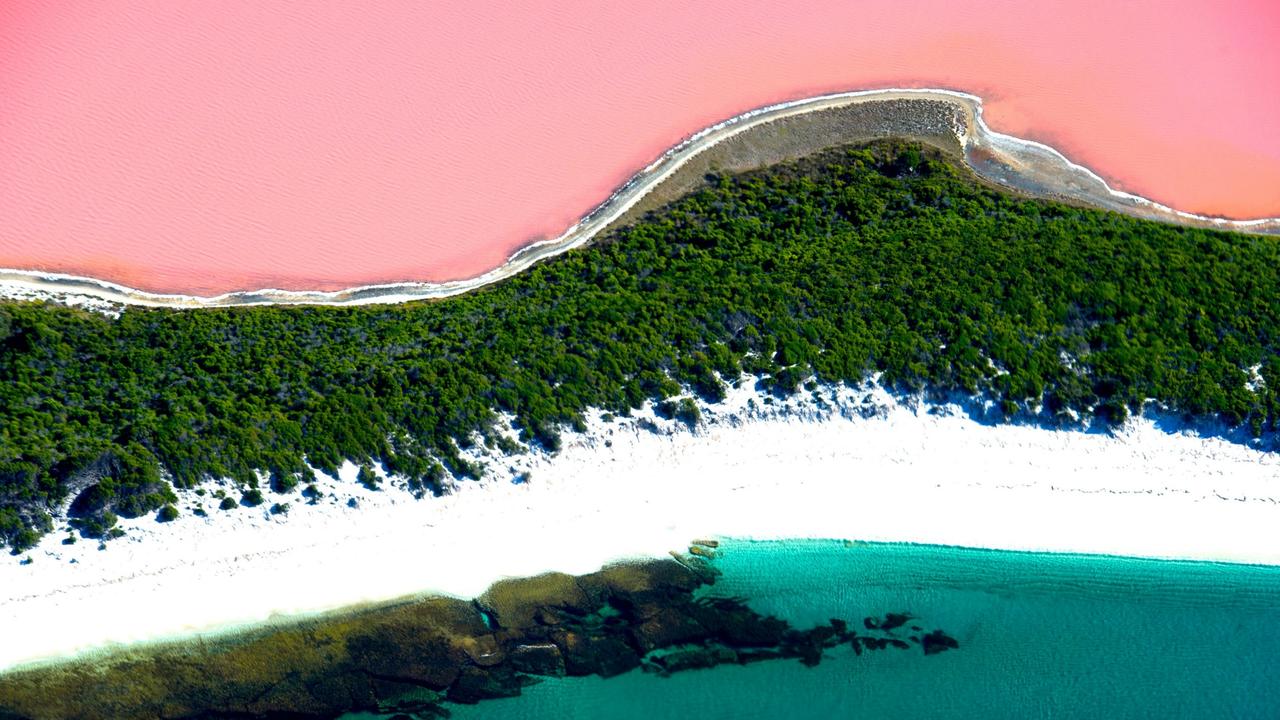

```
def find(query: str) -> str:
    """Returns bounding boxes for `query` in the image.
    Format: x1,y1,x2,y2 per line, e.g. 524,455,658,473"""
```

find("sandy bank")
3,88,1278,311
2,380,1279,674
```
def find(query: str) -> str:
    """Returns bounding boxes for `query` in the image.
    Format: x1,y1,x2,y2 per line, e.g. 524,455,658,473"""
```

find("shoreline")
3,87,1278,309
4,379,1279,674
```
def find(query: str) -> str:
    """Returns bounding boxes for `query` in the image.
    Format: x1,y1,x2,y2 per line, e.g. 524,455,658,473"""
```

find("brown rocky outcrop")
0,556,957,720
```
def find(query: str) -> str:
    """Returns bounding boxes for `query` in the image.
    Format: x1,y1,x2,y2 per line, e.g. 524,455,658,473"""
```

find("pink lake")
2,1,1278,295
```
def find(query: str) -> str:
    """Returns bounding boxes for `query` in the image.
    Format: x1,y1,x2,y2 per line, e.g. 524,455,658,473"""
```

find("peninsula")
2,90,1277,310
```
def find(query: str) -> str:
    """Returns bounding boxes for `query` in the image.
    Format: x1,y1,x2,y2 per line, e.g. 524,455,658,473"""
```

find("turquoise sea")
387,539,1280,719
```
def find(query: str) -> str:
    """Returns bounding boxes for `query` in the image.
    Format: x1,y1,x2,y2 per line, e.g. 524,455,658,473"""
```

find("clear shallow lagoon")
397,540,1280,719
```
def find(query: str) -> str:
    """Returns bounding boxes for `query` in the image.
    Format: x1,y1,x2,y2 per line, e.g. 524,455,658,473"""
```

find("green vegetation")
219,497,238,512
1,141,1277,550
157,504,179,522
356,464,380,491
657,397,702,428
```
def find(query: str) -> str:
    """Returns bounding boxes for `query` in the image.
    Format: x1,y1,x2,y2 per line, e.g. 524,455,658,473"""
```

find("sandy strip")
3,88,1277,310
2,380,1278,673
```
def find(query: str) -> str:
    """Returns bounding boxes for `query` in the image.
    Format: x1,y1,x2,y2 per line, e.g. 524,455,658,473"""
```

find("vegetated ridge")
1,141,1276,550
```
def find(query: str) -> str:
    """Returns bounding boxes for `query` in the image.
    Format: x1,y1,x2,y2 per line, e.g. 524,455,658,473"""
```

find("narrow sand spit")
3,380,1278,673
3,88,1277,310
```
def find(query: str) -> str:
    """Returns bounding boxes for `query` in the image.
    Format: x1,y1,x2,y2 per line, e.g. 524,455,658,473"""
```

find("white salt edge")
3,87,1276,312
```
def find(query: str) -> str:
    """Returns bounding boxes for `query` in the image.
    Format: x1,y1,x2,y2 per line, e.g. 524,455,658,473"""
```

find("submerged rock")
446,665,524,704
645,645,739,675
508,643,565,676
631,607,708,652
879,612,913,631
922,629,960,655
554,630,641,678
688,597,788,647
0,556,956,719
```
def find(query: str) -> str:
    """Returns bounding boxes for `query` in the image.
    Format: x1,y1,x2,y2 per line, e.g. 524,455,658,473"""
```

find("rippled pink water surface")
2,1,1278,294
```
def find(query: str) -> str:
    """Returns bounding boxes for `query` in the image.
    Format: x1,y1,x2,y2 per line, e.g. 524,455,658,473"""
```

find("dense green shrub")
675,398,701,428
356,465,380,491
1,141,1277,548
69,511,117,541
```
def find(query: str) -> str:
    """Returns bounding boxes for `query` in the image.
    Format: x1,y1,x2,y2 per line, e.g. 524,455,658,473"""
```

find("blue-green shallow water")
354,539,1280,719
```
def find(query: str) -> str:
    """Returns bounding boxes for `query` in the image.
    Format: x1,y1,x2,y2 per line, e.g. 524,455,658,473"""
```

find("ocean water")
424,540,1280,719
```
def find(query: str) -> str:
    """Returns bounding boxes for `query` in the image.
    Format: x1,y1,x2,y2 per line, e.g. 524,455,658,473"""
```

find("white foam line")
2,88,1277,310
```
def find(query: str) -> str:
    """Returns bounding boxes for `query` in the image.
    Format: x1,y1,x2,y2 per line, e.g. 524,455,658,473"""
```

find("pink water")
2,1,1278,294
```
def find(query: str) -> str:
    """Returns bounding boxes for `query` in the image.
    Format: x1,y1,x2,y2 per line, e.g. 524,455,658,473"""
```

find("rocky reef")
0,553,957,719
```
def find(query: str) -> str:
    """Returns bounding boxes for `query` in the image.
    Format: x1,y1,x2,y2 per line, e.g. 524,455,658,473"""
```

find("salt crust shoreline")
3,87,1278,310
2,379,1278,674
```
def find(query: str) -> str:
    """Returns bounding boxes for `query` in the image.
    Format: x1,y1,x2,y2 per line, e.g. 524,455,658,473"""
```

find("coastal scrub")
0,142,1277,549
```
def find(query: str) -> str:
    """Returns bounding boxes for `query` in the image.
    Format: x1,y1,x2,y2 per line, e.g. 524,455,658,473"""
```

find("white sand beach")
2,380,1278,673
